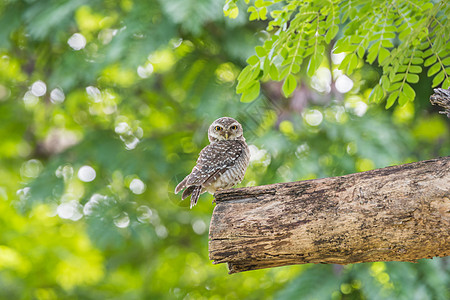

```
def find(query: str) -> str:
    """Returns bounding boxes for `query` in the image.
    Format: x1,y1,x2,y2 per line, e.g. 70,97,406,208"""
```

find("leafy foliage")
0,0,449,299
225,0,450,106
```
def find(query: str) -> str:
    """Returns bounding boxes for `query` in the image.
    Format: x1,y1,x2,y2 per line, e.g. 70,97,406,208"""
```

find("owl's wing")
186,140,244,187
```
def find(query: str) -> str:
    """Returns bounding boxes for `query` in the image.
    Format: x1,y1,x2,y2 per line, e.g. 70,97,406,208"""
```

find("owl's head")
208,117,245,143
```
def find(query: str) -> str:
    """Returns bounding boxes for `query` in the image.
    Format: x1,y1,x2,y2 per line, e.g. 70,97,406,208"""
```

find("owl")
175,117,250,208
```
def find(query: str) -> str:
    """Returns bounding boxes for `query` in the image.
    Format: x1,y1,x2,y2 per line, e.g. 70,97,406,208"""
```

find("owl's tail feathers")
189,186,202,209
181,185,201,208
174,177,188,194
181,186,195,200
176,178,201,209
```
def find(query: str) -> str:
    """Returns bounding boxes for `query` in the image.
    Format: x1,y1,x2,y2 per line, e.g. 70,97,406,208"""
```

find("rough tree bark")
430,87,450,118
209,156,450,273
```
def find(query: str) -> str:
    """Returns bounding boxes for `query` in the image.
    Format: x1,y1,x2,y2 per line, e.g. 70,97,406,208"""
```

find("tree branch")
430,88,450,118
209,157,450,273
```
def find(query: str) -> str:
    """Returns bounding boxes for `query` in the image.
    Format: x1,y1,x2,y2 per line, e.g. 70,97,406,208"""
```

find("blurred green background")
0,0,449,299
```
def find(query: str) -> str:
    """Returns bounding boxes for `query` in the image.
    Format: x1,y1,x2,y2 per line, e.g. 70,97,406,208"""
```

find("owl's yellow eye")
230,125,238,130
214,126,222,131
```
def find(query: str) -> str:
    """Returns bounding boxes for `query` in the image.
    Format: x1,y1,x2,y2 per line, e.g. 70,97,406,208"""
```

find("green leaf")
339,53,352,70
427,62,441,77
356,46,365,59
392,73,404,82
228,6,239,19
259,7,268,20
411,57,423,65
443,78,450,89
236,66,253,92
380,75,390,90
279,66,291,79
385,91,399,109
280,47,289,59
432,70,445,87
240,81,260,102
409,66,422,73
307,53,323,77
378,47,390,64
263,57,270,76
384,32,396,39
368,84,384,103
381,40,394,48
333,44,355,53
406,73,419,83
282,74,297,97
347,53,358,74
247,55,260,66
422,2,433,10
269,63,279,80
424,55,437,67
254,0,264,7
248,7,258,21
398,91,409,106
291,63,300,74
367,48,377,64
236,65,260,92
325,25,339,43
388,82,402,92
255,46,266,57
367,41,381,64
223,1,239,19
402,83,415,99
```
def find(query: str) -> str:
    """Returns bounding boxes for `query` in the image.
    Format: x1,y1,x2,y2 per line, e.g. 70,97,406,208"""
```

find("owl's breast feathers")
188,140,249,187
175,140,249,208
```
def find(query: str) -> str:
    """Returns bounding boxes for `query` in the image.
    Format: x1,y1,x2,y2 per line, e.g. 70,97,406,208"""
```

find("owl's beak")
224,132,229,140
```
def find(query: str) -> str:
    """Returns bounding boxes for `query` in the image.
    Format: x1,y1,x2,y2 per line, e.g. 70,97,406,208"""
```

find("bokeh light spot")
304,109,323,126
121,136,140,150
215,62,238,83
23,91,39,106
113,212,130,228
155,225,168,238
31,80,47,97
129,178,146,194
137,63,154,78
57,201,83,221
346,142,358,155
136,205,152,223
50,88,65,103
98,28,118,44
331,52,346,64
249,145,271,167
356,158,375,172
0,84,11,101
311,67,331,93
192,219,206,235
68,33,87,50
279,120,294,134
340,283,352,294
78,165,96,182
83,193,106,216
115,122,130,134
86,86,101,102
335,75,354,93
55,164,74,181
20,159,43,178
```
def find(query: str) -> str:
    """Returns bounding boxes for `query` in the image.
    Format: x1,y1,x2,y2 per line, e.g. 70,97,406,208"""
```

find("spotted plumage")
175,117,250,208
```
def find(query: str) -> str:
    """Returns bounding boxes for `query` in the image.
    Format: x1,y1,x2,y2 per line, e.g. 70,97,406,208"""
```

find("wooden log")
430,88,450,118
208,156,450,273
